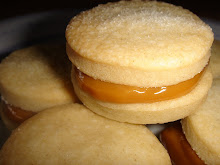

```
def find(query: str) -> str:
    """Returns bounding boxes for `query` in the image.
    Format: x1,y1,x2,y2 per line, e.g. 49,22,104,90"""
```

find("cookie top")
66,0,213,71
0,44,77,112
0,103,171,165
182,79,220,165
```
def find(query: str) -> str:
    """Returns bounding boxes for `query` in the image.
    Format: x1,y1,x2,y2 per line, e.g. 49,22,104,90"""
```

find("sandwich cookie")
0,103,171,165
66,0,213,124
160,79,220,165
211,40,220,79
0,44,78,130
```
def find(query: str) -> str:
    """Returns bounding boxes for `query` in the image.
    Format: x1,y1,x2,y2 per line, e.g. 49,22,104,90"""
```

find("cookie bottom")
72,67,212,124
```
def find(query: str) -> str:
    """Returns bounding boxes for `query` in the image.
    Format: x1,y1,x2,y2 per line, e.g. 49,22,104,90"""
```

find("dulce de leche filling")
160,122,205,165
1,100,35,124
75,66,206,104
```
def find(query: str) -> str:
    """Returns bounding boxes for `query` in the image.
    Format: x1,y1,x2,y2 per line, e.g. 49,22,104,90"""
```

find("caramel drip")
75,67,205,103
2,101,35,124
160,122,205,165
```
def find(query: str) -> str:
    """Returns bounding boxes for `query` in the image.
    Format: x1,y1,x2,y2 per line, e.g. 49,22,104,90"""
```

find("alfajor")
211,40,220,79
0,44,78,130
66,0,213,124
181,79,220,165
0,103,171,165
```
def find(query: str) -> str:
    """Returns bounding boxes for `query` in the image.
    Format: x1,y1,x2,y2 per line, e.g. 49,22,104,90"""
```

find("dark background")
0,0,220,20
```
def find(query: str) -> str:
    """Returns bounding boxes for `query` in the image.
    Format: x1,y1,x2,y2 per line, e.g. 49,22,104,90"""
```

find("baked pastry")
211,40,220,78
0,103,171,165
66,0,213,124
0,43,78,129
181,79,220,165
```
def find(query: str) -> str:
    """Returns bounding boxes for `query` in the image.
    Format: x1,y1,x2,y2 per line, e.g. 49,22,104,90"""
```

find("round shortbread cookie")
71,66,212,124
0,44,77,112
66,0,213,87
211,40,220,79
0,103,171,165
182,79,220,165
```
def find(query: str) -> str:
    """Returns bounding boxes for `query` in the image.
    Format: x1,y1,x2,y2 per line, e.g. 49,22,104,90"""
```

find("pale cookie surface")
182,79,220,165
211,40,220,78
0,44,77,112
66,0,213,86
0,103,171,165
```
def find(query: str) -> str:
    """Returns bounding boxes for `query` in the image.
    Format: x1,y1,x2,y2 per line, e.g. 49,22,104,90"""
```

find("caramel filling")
2,101,35,124
75,67,205,103
160,122,205,165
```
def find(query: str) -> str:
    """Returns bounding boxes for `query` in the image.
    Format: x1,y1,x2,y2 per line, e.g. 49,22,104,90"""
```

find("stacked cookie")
0,44,78,129
66,0,213,124
1,0,218,164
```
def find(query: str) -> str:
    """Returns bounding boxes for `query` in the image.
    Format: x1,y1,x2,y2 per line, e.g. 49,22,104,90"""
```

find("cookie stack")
66,0,213,124
1,1,218,164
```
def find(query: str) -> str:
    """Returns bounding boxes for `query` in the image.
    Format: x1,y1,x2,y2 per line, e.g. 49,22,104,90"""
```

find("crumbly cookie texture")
0,103,171,165
66,0,213,86
182,79,220,165
0,44,77,112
